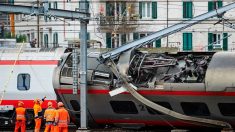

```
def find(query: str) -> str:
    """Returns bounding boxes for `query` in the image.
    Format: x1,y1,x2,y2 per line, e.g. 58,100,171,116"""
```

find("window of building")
106,2,114,16
111,33,118,48
53,32,58,47
146,102,172,115
140,2,151,18
208,1,223,11
44,16,48,22
8,0,14,4
110,101,138,114
133,33,139,40
121,34,126,45
139,2,157,19
208,33,228,51
155,39,161,48
106,33,120,48
31,32,35,41
27,34,30,42
106,2,126,16
181,102,210,116
44,3,52,22
40,31,43,47
44,34,48,48
183,1,193,18
218,103,235,116
106,33,112,48
79,1,90,11
183,33,192,51
49,3,52,21
134,33,155,47
208,1,223,18
54,2,58,9
17,74,30,91
140,33,153,48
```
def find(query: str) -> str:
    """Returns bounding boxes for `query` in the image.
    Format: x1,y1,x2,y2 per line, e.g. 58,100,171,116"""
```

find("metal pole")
79,0,88,129
166,0,169,47
72,44,78,95
37,0,40,47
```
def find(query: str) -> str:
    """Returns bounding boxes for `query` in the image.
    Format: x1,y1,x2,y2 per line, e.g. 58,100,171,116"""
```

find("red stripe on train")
0,60,58,65
0,100,57,109
55,89,235,96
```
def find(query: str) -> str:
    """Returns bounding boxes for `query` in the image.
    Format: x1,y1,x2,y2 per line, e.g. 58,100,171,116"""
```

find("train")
54,48,235,130
1,47,235,131
0,47,71,127
1,1,235,131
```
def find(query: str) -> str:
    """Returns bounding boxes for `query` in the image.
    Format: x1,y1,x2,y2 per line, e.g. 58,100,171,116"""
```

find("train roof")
0,47,71,60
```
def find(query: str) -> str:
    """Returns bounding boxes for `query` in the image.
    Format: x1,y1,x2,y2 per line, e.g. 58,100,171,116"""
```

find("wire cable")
0,42,25,105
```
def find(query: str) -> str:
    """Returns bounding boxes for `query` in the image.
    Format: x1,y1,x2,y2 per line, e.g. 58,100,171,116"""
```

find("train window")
181,102,210,116
146,102,172,115
61,67,68,76
70,100,80,111
218,103,235,116
17,74,30,91
67,68,72,77
65,54,73,68
110,101,138,114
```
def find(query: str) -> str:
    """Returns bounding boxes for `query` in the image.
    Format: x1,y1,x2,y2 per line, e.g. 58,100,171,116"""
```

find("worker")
33,96,46,132
54,102,70,132
53,107,59,132
14,101,27,132
44,101,56,132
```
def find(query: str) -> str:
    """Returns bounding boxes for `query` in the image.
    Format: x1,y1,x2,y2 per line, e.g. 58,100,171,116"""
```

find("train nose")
52,66,61,90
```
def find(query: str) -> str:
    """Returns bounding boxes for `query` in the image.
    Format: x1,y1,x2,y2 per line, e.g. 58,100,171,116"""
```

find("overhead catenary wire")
0,42,25,105
2,0,235,3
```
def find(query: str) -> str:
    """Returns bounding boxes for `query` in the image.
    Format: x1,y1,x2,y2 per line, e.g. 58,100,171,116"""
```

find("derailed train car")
53,50,235,129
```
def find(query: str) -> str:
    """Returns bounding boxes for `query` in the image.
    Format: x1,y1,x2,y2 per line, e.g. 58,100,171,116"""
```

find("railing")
99,15,138,29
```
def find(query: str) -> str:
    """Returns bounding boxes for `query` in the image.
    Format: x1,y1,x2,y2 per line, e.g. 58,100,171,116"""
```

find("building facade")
14,0,235,51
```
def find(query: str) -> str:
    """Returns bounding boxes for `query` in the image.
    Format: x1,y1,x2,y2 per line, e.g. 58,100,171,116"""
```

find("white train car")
0,48,70,127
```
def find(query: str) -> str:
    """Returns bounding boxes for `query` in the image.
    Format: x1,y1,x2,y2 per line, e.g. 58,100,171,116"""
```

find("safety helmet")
18,101,24,107
48,101,53,107
34,98,40,103
57,102,64,107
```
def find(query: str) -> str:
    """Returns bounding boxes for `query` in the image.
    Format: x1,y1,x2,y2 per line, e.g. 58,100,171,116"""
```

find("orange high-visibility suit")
44,103,56,132
53,109,59,132
14,102,26,132
55,102,70,132
33,98,44,132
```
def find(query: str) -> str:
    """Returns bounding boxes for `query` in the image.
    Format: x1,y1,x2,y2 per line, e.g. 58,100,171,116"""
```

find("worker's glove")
27,121,31,125
53,122,57,126
10,119,13,124
42,96,46,102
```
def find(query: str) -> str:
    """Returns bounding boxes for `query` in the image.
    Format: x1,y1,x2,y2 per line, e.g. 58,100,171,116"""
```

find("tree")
16,34,27,43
